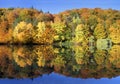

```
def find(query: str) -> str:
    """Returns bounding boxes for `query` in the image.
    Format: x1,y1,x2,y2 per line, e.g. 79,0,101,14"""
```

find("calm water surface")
0,45,120,84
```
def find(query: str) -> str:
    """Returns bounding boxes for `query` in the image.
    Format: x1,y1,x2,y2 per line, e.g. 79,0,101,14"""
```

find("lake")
0,45,120,84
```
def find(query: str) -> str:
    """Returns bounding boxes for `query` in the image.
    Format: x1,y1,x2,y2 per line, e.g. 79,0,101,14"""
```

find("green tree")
51,21,66,41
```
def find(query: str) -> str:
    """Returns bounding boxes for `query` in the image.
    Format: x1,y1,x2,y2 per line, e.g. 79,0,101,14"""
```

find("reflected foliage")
0,45,120,79
0,8,120,80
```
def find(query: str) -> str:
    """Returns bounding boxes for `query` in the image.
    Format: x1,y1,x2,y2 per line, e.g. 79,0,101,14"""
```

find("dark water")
0,45,120,84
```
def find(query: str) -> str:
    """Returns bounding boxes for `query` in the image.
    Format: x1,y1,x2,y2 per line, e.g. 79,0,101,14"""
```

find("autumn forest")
0,8,120,44
0,8,120,79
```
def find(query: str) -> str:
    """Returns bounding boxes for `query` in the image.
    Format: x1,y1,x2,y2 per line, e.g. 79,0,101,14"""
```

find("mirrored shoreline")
0,44,120,79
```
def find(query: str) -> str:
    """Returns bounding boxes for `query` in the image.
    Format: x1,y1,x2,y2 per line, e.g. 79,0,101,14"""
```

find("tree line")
0,8,120,44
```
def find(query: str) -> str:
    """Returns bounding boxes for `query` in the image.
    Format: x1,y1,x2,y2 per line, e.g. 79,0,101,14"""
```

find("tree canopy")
0,8,119,44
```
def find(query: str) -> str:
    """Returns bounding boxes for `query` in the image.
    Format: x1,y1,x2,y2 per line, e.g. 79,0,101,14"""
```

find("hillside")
0,8,120,44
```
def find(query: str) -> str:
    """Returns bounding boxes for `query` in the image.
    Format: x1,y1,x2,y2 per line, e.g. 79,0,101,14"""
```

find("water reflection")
0,45,120,79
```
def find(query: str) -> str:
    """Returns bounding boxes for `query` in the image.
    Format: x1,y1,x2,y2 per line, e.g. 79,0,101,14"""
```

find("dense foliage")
0,45,120,79
0,8,120,79
0,8,120,44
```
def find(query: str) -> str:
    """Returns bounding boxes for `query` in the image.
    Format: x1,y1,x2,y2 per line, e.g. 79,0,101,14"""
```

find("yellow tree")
35,51,45,67
94,23,107,39
109,24,120,44
51,21,66,41
33,46,56,67
73,46,84,65
108,45,120,68
37,22,46,35
33,22,46,43
73,24,84,43
13,21,33,43
94,50,106,65
13,46,33,67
